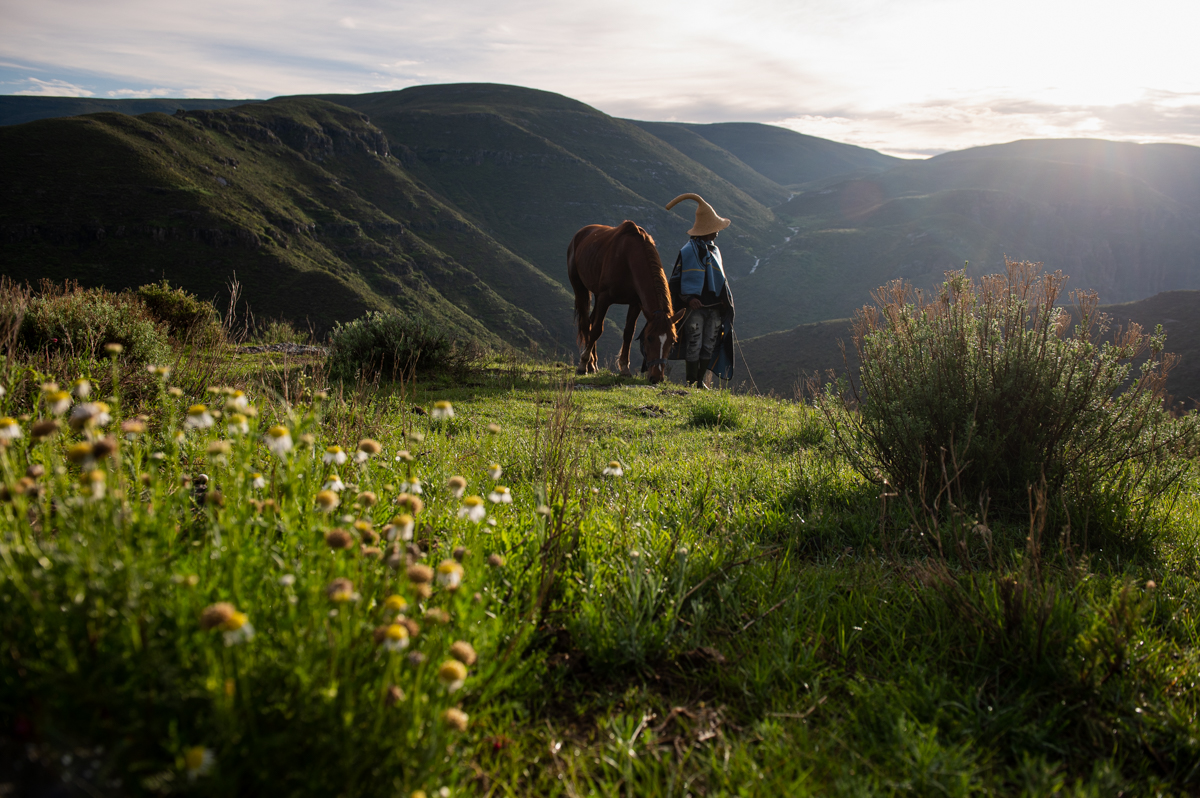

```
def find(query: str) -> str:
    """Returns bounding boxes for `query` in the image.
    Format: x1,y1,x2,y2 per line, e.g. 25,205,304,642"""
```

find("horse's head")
639,307,687,384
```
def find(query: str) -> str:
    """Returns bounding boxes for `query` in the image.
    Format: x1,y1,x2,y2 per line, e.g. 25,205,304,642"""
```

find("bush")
136,280,223,345
326,311,476,382
687,391,741,429
820,261,1199,517
252,317,308,345
21,280,169,363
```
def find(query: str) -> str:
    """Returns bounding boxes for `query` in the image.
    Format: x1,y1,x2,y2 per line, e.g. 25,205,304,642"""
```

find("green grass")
2,348,1199,795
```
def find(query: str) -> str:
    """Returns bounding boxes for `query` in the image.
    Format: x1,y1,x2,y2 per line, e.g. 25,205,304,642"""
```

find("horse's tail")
567,233,590,349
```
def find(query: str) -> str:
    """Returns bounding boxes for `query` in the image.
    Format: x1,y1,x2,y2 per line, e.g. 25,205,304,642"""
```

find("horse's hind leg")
584,295,612,374
618,304,640,377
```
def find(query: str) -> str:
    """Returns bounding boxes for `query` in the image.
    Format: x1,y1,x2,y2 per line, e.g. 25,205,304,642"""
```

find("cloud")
12,77,94,97
106,87,175,98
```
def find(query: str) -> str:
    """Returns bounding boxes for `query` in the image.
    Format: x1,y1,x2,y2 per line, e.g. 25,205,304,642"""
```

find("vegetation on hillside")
3,274,1200,795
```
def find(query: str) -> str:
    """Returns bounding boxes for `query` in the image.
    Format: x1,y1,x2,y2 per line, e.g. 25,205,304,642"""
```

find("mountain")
733,138,1200,338
0,97,576,350
738,290,1200,408
0,96,259,127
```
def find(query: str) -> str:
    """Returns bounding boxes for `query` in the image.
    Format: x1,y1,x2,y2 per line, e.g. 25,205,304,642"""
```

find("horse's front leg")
584,295,612,374
618,304,640,377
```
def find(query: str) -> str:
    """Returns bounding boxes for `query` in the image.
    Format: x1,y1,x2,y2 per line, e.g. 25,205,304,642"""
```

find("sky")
3,0,1199,158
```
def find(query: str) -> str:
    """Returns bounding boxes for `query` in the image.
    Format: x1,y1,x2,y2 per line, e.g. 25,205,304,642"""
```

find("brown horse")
567,220,685,383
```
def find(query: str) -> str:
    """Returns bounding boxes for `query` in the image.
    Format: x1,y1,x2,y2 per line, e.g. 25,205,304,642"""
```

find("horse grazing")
567,221,685,384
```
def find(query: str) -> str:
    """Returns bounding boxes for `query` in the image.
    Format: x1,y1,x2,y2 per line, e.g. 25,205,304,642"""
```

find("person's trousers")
684,307,721,363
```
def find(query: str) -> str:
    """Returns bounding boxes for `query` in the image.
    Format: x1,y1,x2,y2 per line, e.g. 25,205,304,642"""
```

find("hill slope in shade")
737,290,1200,406
0,96,260,127
316,84,790,288
733,139,1200,337
0,97,576,351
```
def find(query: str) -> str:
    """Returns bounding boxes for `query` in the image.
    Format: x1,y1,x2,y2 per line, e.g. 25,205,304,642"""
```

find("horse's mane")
629,222,672,315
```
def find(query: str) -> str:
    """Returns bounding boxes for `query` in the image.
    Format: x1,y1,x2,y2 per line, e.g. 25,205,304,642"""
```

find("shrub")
252,317,308,345
820,260,1199,517
687,391,741,429
326,311,476,382
21,280,169,363
136,280,223,345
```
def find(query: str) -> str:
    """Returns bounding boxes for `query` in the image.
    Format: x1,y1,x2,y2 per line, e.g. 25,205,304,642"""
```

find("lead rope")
732,327,760,396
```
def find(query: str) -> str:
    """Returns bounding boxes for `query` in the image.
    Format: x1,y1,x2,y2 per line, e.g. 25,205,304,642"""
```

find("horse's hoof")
576,367,587,375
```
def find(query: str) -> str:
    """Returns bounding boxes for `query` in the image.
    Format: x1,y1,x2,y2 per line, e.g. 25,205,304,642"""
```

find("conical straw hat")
665,193,731,236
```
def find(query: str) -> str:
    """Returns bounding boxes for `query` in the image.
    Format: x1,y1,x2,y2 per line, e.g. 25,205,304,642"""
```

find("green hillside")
738,290,1200,407
733,140,1200,337
0,97,576,351
316,84,790,285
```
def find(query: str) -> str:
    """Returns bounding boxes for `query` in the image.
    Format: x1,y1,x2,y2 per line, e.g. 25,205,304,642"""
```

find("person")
664,193,735,388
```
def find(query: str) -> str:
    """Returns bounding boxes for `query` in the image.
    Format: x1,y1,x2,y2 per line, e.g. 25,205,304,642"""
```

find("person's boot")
685,360,699,387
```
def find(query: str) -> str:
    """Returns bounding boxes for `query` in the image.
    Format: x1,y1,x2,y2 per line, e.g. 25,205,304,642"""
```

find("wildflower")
81,469,106,500
407,651,427,667
406,431,425,443
147,364,171,379
185,405,214,430
91,437,117,460
226,413,249,435
326,578,356,603
45,390,71,415
325,528,354,550
323,445,347,465
251,473,266,489
104,343,124,356
487,422,501,434
279,574,296,587
395,450,414,464
0,418,21,440
225,391,249,412
447,475,467,498
602,460,624,477
314,490,340,512
221,613,253,646
431,400,454,421
356,490,378,507
298,433,316,449
384,594,408,613
207,440,232,464
457,496,486,523
436,559,464,590
453,546,469,562
400,618,421,637
437,659,468,692
443,707,469,732
487,463,502,481
71,378,92,399
356,438,382,463
407,563,433,584
449,640,477,666
487,553,506,568
322,473,345,492
381,623,410,652
488,485,513,504
184,746,215,781
387,514,415,542
396,493,424,515
168,386,184,397
31,419,60,441
199,602,254,645
385,684,404,706
356,520,379,545
265,426,293,458
121,418,146,438
400,478,423,494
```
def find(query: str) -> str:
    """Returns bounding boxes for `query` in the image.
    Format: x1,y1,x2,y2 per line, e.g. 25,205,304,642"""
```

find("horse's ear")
669,308,687,325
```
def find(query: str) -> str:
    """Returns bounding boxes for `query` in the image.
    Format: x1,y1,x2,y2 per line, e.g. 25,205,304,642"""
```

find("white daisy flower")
225,391,249,412
278,574,296,586
251,473,266,489
222,612,255,646
431,400,455,421
0,417,21,440
323,446,347,465
387,514,415,542
185,405,214,430
227,413,250,435
457,496,486,523
323,474,345,492
488,486,513,504
72,378,92,399
45,390,71,415
602,460,624,477
400,479,423,495
265,426,293,458
436,559,464,589
487,463,502,481
382,623,410,652
438,659,467,692
447,475,467,498
184,746,215,781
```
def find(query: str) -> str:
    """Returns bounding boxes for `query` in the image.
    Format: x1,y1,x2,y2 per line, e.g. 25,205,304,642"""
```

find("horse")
567,220,685,384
